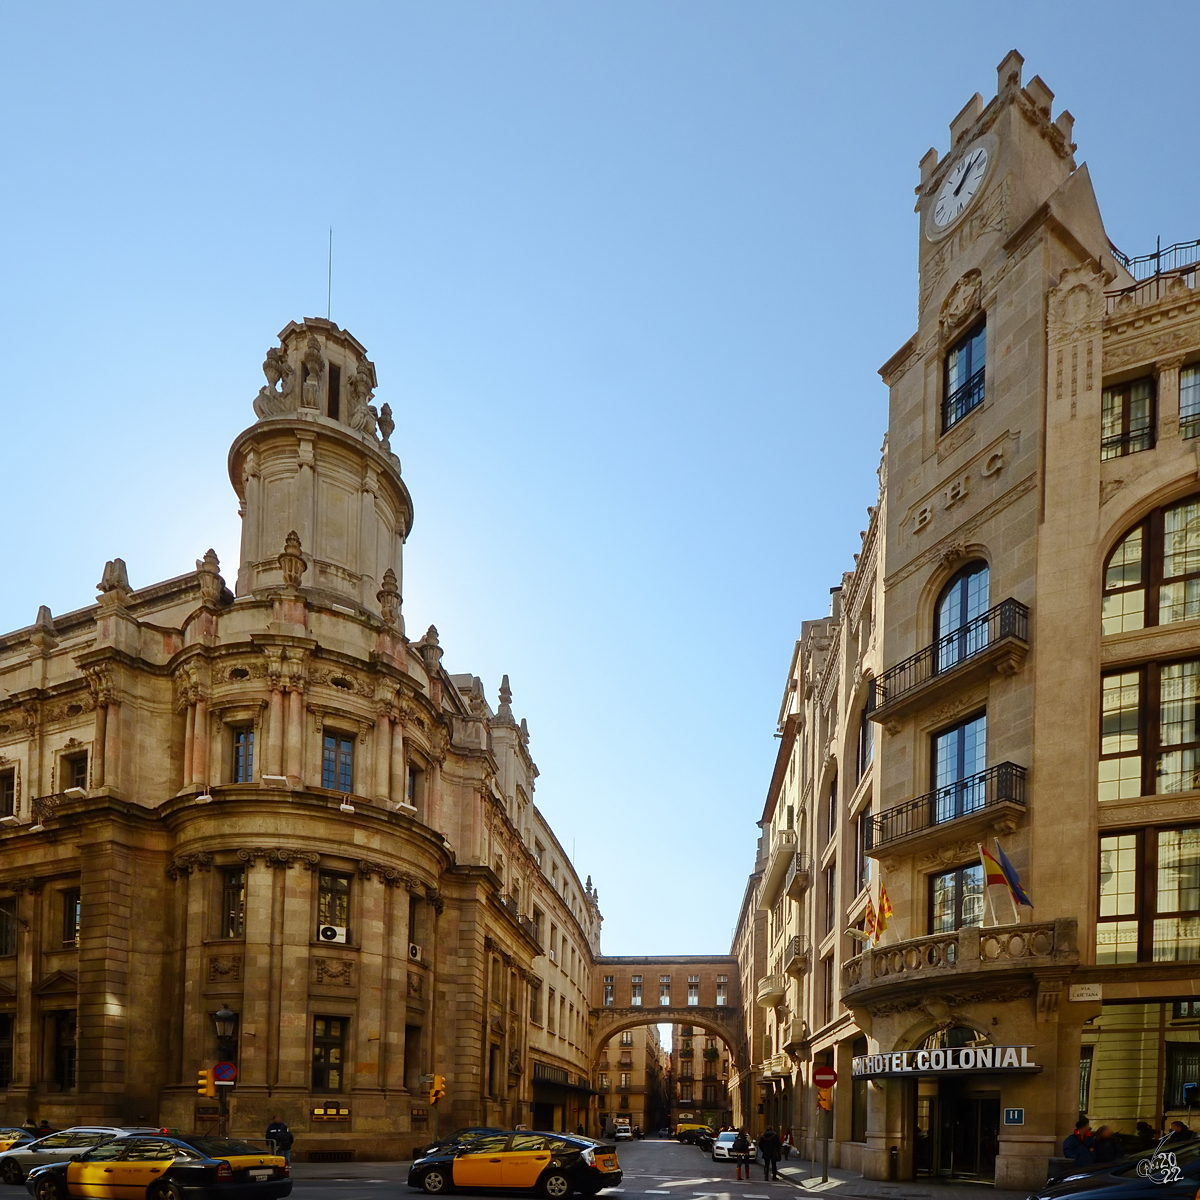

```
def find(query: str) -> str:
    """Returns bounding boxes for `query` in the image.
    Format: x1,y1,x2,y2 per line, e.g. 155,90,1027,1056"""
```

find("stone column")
391,718,408,810
191,697,209,787
428,755,444,834
1157,356,1184,438
104,701,121,792
92,701,107,788
285,689,304,783
373,708,392,804
266,688,284,777
183,704,195,789
240,856,274,1090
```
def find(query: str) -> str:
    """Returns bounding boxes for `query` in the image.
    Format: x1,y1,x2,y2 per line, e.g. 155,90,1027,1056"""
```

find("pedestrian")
1167,1120,1194,1144
37,1120,51,1134
732,1128,751,1181
1062,1119,1095,1168
1093,1126,1123,1164
781,1129,794,1161
22,1119,36,1135
759,1126,781,1181
264,1117,294,1164
1136,1122,1157,1150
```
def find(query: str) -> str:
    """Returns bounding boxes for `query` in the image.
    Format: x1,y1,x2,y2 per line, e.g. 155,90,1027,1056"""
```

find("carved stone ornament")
356,859,420,889
425,885,445,914
346,360,378,435
278,532,307,588
97,558,131,597
208,955,243,982
166,851,214,879
407,971,424,999
939,270,982,335
1046,262,1108,347
235,847,321,870
377,569,401,628
196,549,225,606
315,958,354,985
378,402,395,452
254,346,298,419
1,876,45,895
301,336,325,410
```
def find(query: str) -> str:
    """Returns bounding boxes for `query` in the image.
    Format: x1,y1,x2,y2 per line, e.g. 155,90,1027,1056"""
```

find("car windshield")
716,1133,736,1143
185,1139,268,1157
1112,1138,1200,1177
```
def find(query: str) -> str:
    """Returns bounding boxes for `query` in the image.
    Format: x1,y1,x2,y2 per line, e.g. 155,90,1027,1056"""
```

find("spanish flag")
874,883,893,942
993,838,1033,908
979,842,1023,924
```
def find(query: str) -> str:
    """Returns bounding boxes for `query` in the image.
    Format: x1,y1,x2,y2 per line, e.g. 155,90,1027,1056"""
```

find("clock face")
932,145,989,229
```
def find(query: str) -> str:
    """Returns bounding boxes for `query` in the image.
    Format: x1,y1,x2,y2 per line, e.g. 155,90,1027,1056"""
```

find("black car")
408,1130,622,1197
25,1134,290,1200
1030,1136,1200,1200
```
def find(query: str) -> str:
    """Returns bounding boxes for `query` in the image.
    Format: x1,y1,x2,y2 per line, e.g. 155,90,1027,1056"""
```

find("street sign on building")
813,1065,838,1087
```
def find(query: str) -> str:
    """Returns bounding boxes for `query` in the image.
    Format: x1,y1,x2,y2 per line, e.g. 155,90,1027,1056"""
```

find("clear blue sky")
2,3,1198,955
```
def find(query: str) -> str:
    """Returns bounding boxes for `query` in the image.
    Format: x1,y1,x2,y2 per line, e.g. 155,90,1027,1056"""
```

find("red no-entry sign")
813,1066,838,1088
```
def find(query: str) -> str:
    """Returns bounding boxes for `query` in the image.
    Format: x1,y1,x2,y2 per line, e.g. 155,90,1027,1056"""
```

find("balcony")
781,1018,808,1056
842,918,1078,1006
783,934,810,978
869,762,1027,853
755,973,786,1008
785,853,812,899
870,599,1029,727
757,829,797,909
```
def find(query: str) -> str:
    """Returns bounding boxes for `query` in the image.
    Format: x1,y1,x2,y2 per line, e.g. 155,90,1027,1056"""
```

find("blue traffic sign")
213,1061,238,1083
1003,1108,1024,1126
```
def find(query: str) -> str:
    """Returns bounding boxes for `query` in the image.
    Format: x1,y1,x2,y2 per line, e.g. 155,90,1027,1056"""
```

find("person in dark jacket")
1063,1119,1095,1168
265,1118,294,1164
759,1127,782,1180
1093,1127,1123,1163
732,1129,751,1181
1167,1121,1194,1144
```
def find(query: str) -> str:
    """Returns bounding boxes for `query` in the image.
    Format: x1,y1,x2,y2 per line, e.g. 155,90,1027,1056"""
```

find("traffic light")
816,1087,833,1112
197,1068,216,1098
429,1074,447,1105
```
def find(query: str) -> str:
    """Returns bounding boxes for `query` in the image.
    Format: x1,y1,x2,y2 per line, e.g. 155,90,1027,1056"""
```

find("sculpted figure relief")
253,346,297,418
346,359,378,435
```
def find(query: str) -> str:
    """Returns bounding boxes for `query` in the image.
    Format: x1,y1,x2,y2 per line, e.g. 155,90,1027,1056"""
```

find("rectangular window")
679,1081,693,1103
61,888,80,949
321,731,354,793
1079,1045,1094,1112
929,865,983,933
0,897,16,956
687,982,699,1006
1166,1042,1200,1109
406,763,423,808
530,981,543,1025
943,320,986,431
222,869,245,937
0,768,14,817
851,1036,868,1141
1181,366,1200,439
631,978,642,1006
317,872,351,934
1154,827,1200,960
659,978,670,1006
1158,662,1200,793
1102,377,1155,459
1104,525,1146,634
620,1030,633,1046
53,1010,77,1090
716,977,728,1006
598,1071,609,1089
857,700,875,781
619,1071,630,1089
312,1015,348,1093
0,1014,11,1088
932,713,987,821
547,988,556,1033
823,865,837,935
231,727,254,784
826,775,838,844
681,1059,693,1078
821,957,835,1025
855,806,873,894
327,362,342,421
1099,670,1143,801
559,996,566,1035
64,752,88,791
1175,999,1200,1018
603,976,614,1006
1097,832,1140,963
1161,498,1200,625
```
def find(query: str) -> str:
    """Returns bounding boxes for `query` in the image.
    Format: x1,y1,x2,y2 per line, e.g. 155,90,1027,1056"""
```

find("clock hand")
953,154,978,197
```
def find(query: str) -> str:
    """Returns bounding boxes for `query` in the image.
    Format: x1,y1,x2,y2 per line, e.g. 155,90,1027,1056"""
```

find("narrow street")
287,1136,1030,1200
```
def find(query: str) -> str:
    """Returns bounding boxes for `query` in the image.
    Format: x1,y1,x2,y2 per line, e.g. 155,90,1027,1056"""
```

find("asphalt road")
289,1136,799,1200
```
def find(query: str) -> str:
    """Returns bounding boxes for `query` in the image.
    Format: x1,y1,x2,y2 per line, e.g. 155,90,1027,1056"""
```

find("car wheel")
148,1182,185,1200
31,1177,65,1200
540,1171,573,1199
422,1168,450,1195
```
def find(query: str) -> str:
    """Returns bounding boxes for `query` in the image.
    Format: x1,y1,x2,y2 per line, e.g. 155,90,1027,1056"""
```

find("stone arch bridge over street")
589,956,746,1070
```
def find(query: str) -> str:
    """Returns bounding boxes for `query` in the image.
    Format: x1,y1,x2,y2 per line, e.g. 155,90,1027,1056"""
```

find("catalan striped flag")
863,896,878,942
874,883,893,942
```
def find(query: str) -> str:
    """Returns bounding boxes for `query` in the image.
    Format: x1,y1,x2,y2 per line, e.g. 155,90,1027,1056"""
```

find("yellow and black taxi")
408,1130,621,1197
0,1131,35,1155
24,1134,290,1200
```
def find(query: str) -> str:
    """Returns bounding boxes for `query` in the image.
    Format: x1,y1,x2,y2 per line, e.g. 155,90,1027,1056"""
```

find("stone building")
0,318,600,1158
666,1023,733,1132
595,1023,667,1135
735,51,1200,1189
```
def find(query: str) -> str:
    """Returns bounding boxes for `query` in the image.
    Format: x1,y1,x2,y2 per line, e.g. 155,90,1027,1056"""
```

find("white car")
612,1126,633,1141
0,1128,160,1185
711,1131,757,1162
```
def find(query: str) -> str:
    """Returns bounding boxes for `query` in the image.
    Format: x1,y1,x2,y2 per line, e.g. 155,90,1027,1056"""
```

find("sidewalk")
771,1161,1028,1200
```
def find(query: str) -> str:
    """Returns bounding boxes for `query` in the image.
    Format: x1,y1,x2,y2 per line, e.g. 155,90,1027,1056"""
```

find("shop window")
1166,1043,1200,1109
222,868,246,938
929,865,984,933
321,731,354,793
1181,366,1200,439
1102,377,1155,459
943,320,986,431
231,727,254,783
61,888,80,949
1097,827,1200,962
312,1016,347,1092
53,1010,77,1090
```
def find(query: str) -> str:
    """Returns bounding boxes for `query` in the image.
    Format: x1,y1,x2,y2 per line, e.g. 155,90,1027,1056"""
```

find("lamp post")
213,1006,237,1137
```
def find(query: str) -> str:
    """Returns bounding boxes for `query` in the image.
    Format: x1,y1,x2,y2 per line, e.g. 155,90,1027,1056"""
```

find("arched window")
935,561,990,669
1103,494,1200,633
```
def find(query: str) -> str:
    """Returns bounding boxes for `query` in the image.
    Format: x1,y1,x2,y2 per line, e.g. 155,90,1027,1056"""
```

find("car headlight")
582,1149,595,1166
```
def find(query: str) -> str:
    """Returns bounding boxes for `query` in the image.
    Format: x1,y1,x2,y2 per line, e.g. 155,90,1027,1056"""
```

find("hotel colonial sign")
852,1045,1040,1078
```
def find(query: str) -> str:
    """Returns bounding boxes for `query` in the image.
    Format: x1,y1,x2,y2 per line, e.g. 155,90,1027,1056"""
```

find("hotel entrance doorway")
914,1076,1000,1181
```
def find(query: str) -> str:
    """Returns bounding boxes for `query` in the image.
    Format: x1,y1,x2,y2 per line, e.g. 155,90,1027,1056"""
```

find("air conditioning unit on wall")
318,925,348,944
409,943,423,961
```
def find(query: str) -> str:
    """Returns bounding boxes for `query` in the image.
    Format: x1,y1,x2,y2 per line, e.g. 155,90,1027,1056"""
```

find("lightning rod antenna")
327,227,333,320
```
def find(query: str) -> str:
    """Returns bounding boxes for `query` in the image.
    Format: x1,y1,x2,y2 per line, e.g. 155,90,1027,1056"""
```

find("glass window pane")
1099,834,1138,915
1096,920,1139,964
1103,589,1145,635
1163,499,1200,580
1152,917,1200,962
1101,389,1122,442
1106,528,1144,590
1157,828,1200,914
1098,755,1142,802
1158,663,1200,793
1101,673,1140,754
1182,366,1200,422
960,865,984,928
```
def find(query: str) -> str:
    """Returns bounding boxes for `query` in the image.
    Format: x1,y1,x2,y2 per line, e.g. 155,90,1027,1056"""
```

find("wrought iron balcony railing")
783,934,810,977
785,852,812,899
943,364,985,428
873,599,1029,713
870,762,1026,849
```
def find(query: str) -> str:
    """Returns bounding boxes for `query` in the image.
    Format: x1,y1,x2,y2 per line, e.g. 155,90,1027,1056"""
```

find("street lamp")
212,1006,238,1136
